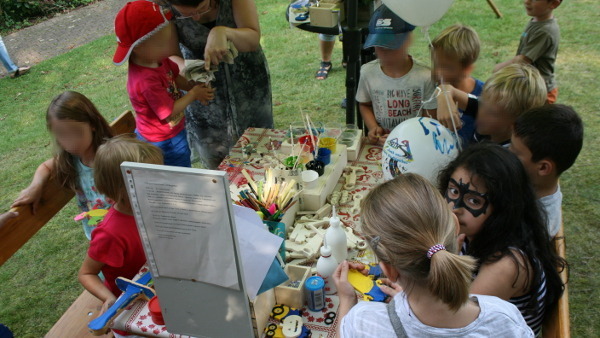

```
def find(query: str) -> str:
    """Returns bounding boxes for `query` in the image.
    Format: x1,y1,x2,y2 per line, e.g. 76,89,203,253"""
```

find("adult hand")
378,277,402,299
204,26,229,70
12,184,44,215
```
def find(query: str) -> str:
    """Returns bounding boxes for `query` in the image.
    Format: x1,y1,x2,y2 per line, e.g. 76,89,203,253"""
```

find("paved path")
2,0,128,76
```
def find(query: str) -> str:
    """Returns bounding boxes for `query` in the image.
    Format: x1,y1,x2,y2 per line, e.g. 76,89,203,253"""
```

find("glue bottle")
325,206,347,263
316,241,338,294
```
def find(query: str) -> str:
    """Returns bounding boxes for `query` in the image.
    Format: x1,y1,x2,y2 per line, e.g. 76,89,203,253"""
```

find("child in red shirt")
113,1,213,167
78,135,163,315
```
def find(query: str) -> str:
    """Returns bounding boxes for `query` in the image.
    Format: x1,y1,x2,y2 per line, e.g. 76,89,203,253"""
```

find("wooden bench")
0,111,135,337
542,223,571,338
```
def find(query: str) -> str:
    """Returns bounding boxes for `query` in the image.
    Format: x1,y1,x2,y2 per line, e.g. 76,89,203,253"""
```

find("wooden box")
274,264,312,309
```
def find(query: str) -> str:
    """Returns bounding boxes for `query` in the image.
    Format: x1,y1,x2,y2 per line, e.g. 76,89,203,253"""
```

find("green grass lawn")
0,0,598,336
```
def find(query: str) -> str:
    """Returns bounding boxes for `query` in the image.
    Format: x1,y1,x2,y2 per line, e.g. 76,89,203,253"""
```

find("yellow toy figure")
347,263,388,302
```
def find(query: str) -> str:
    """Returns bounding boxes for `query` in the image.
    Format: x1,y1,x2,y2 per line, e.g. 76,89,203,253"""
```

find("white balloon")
381,117,459,183
382,0,455,27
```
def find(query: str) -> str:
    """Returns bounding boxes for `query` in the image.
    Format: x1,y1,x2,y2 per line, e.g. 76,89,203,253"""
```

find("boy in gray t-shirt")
494,0,562,103
356,5,436,146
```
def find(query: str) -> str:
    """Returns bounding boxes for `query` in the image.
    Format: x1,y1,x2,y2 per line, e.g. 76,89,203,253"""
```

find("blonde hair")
361,174,476,311
46,91,113,192
94,135,163,204
431,24,480,67
483,63,547,117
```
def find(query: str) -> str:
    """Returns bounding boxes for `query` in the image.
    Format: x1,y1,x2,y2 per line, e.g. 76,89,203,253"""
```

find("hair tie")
427,244,446,259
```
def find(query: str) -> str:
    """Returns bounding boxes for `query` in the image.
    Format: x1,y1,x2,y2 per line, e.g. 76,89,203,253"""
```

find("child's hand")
190,84,215,106
378,277,402,299
12,184,44,214
100,295,117,316
367,126,385,145
333,261,359,302
436,89,463,131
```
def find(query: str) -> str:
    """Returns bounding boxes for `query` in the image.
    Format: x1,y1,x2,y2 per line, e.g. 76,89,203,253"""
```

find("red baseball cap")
113,0,173,65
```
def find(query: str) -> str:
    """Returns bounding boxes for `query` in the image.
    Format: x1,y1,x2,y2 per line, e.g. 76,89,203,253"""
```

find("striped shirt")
509,268,547,336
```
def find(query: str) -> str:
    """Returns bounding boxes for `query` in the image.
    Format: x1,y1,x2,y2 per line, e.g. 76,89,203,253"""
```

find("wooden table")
111,128,384,337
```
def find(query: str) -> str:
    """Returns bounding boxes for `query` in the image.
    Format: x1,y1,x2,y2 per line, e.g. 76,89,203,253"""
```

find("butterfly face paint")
445,178,489,217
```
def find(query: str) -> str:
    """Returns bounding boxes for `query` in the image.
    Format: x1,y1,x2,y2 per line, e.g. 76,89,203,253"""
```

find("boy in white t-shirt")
356,5,437,146
510,104,583,237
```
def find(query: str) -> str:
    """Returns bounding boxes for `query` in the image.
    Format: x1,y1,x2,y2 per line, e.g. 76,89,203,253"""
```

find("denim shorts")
136,128,191,167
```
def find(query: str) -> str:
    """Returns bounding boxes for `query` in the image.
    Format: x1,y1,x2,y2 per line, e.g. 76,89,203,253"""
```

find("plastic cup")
319,137,337,153
316,147,332,165
301,170,319,189
298,135,318,153
148,296,165,325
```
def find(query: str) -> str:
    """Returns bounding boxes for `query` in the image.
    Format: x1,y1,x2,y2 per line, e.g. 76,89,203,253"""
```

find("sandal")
315,61,332,80
10,66,30,79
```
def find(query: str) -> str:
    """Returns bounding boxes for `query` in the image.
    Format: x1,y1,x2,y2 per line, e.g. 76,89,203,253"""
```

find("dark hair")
438,143,565,318
46,91,113,191
514,104,583,176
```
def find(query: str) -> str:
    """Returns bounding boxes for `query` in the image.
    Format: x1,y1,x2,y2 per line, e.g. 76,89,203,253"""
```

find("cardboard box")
309,2,344,28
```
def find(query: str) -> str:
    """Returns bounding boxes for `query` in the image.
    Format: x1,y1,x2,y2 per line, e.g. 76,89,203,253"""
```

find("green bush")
0,0,97,32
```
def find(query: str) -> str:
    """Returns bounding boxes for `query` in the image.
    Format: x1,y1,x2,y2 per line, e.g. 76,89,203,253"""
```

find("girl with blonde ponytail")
333,174,533,337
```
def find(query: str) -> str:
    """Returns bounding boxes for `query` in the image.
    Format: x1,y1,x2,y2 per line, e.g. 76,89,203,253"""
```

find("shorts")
136,128,191,167
318,34,337,42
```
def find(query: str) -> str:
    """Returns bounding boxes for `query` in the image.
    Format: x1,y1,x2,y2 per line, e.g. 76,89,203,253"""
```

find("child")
12,91,113,239
334,174,534,337
431,24,483,146
78,135,163,329
113,0,214,167
494,0,562,103
437,63,546,146
438,143,565,335
510,104,584,237
356,5,437,146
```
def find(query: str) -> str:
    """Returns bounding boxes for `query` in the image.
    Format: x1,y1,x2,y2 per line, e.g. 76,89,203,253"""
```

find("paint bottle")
305,276,326,311
325,206,347,263
316,242,338,294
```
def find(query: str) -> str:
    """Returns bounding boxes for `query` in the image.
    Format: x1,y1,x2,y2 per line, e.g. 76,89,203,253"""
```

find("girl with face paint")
332,174,534,337
438,143,565,335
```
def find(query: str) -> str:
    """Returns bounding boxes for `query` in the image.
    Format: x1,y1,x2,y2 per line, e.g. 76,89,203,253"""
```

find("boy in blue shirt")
431,24,484,146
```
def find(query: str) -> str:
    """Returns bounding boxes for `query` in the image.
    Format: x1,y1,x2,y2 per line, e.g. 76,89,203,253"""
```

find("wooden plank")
45,290,113,338
542,224,570,338
0,111,135,267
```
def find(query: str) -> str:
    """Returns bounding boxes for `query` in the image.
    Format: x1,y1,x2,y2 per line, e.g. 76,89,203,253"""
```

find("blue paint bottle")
305,276,326,311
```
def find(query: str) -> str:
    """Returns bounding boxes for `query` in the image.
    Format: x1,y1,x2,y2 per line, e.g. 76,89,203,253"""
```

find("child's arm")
11,159,55,214
79,255,117,314
333,261,360,337
359,102,387,146
435,84,471,130
167,84,216,127
493,55,532,72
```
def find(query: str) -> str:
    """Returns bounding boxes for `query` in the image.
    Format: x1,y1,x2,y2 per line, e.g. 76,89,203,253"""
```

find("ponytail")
428,250,476,311
362,174,476,310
